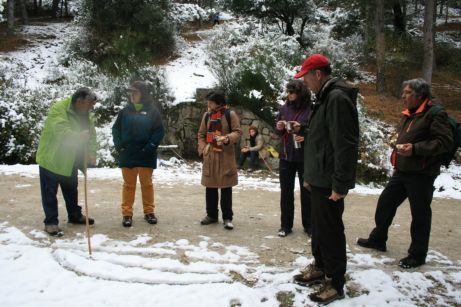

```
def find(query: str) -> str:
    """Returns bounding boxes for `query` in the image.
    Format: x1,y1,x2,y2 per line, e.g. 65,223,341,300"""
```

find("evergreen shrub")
78,0,175,74
207,26,304,124
0,57,170,165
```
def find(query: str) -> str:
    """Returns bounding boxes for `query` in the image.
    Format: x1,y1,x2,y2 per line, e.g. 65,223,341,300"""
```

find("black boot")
122,216,132,227
144,213,158,224
357,237,386,252
68,215,95,225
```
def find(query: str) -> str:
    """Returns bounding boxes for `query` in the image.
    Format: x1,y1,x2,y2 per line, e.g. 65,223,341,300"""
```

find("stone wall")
162,101,280,161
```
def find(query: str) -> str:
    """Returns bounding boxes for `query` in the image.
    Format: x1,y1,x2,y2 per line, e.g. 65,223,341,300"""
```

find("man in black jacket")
357,78,453,269
292,54,359,305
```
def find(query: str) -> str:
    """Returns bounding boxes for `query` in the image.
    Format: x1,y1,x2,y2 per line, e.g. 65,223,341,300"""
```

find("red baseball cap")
294,54,330,78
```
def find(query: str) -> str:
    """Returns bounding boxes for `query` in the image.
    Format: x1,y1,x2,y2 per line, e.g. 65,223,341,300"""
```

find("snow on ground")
1,7,461,306
1,220,460,307
0,22,75,90
1,161,461,199
164,17,236,104
165,30,217,104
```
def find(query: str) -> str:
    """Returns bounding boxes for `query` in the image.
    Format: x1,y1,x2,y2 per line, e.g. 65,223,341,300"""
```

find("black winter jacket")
392,100,453,175
303,78,359,195
112,103,165,169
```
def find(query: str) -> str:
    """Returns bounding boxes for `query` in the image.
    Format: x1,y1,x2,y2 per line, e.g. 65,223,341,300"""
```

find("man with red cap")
291,54,359,304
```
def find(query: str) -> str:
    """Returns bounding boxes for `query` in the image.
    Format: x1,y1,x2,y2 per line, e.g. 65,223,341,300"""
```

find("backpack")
431,105,461,168
205,108,232,132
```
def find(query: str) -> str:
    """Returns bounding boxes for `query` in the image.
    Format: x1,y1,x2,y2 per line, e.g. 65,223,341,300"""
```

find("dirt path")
2,174,461,268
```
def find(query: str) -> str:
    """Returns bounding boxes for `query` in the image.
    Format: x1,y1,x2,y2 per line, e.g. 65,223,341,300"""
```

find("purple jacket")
275,102,311,162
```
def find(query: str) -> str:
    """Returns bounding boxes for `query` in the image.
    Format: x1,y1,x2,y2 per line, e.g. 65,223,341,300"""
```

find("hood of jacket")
317,77,359,106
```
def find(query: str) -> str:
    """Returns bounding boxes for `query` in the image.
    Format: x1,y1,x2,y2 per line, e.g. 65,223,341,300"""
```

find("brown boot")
309,278,345,305
44,225,63,237
293,263,325,286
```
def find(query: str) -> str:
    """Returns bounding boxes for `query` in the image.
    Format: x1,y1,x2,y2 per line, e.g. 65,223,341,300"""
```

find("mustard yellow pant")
121,167,154,217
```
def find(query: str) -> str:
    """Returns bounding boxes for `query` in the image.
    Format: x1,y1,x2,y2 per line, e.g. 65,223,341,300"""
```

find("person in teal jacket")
112,81,165,227
36,87,98,236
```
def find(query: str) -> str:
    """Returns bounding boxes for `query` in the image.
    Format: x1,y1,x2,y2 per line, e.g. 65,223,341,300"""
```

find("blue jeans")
238,151,259,168
39,166,82,225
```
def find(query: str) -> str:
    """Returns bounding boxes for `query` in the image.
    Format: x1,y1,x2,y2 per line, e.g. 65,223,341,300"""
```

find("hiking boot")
144,213,157,225
357,237,386,252
309,278,345,305
223,219,234,230
277,228,292,237
293,263,325,286
304,227,312,237
200,216,218,225
44,225,63,237
122,216,132,227
398,256,425,269
68,215,95,225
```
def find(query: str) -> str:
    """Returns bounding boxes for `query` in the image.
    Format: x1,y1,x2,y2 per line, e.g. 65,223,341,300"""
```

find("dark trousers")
369,171,436,259
279,159,311,231
310,185,346,292
238,151,259,168
206,187,233,220
39,166,82,225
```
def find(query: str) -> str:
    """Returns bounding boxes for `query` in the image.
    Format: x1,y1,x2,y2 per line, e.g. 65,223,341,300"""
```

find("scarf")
206,106,228,152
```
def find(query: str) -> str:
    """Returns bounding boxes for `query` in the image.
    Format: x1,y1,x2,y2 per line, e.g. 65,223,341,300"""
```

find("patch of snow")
1,162,461,199
0,224,460,306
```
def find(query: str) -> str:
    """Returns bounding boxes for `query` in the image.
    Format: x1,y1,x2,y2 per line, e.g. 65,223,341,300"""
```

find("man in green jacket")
291,54,359,305
36,87,98,236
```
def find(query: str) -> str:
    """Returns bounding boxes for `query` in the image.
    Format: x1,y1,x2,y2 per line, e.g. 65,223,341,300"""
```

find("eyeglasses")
287,90,295,94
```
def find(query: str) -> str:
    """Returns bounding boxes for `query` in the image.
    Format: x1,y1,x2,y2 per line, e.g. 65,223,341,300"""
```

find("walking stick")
83,145,92,256
259,152,274,173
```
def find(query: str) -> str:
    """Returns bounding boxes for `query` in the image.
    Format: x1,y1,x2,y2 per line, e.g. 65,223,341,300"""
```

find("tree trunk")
284,16,295,36
402,0,407,20
376,0,387,93
298,17,308,46
422,0,436,83
363,3,375,57
51,0,60,18
19,0,28,24
7,0,15,32
393,0,405,34
445,0,449,25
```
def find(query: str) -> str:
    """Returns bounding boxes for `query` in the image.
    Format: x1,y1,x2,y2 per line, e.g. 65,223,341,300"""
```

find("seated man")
238,126,264,171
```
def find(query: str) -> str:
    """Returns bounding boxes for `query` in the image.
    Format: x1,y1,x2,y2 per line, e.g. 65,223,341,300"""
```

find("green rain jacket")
36,97,98,177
